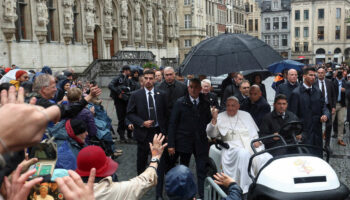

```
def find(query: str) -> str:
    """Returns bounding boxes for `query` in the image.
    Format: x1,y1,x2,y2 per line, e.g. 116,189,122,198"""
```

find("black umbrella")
243,69,272,83
180,33,283,76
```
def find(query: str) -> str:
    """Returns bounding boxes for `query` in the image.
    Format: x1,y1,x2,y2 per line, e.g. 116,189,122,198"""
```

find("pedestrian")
222,73,244,107
221,72,236,94
240,85,271,127
108,65,136,142
155,66,187,199
332,67,347,146
167,78,212,199
259,94,299,156
126,70,168,176
276,69,299,101
313,67,336,151
252,74,267,100
235,80,250,105
201,79,220,109
75,134,167,200
288,67,329,157
9,70,29,90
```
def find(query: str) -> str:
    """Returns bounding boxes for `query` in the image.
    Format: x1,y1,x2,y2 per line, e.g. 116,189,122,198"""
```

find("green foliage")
143,62,158,70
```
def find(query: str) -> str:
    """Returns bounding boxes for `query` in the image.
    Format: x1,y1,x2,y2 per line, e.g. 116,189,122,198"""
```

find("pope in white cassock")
206,96,272,193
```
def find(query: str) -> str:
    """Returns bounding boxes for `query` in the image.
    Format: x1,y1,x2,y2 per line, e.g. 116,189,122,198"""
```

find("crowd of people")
0,61,348,200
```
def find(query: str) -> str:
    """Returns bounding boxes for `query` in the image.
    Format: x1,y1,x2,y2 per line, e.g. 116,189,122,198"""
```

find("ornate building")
245,0,261,39
291,0,350,64
0,0,179,72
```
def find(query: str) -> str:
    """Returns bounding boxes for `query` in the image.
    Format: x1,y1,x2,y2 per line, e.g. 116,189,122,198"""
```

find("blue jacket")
222,183,243,200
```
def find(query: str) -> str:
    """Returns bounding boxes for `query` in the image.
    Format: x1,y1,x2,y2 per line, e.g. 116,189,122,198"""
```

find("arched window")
15,0,32,41
316,48,326,54
47,0,59,42
334,48,341,54
72,0,82,43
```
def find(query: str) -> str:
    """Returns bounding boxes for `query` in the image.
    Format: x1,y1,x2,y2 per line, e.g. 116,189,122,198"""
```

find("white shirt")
318,79,328,104
144,88,158,126
303,83,312,90
189,95,199,105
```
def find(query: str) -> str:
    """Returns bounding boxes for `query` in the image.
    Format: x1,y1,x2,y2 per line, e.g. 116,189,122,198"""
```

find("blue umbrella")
268,60,304,73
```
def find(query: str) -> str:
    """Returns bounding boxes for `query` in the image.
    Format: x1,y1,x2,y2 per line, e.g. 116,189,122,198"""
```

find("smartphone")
29,143,57,178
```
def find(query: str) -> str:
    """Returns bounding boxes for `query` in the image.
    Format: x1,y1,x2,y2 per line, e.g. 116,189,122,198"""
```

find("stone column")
35,0,49,43
62,0,74,44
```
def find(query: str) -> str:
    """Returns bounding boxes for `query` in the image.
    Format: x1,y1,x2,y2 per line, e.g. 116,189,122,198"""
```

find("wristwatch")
150,157,160,164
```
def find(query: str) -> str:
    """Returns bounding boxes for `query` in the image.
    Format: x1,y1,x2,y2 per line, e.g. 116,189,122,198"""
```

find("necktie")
321,81,325,97
193,99,197,107
306,88,312,95
148,92,156,123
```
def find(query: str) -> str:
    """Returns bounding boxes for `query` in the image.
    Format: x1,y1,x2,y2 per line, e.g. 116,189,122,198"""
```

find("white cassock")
206,110,272,193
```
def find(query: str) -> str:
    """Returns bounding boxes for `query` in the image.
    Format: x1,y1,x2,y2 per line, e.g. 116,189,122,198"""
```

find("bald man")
276,69,299,101
241,85,271,127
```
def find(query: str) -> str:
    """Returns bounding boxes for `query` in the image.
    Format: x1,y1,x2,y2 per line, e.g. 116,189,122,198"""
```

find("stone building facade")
291,0,350,64
245,0,261,39
226,0,246,34
0,0,179,72
261,0,291,59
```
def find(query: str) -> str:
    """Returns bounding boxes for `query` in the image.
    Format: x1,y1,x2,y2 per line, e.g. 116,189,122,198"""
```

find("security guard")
109,65,135,142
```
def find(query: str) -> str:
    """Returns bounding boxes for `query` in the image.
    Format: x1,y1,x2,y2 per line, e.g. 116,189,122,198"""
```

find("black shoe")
332,134,338,138
324,145,332,155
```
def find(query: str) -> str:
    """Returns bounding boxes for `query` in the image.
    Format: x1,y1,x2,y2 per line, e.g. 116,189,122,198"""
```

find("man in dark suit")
126,70,168,175
260,94,299,156
201,79,220,108
155,67,187,199
289,67,329,157
168,78,212,199
156,67,187,114
220,72,235,94
332,67,347,146
314,67,336,151
235,80,250,105
222,73,244,107
276,69,299,101
241,85,271,127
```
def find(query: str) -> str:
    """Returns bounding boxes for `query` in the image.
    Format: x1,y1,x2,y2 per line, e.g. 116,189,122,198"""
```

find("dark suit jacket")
259,110,299,155
313,78,336,109
126,88,168,142
168,94,212,155
240,97,271,127
235,92,248,105
220,76,234,94
288,85,330,156
276,81,299,101
156,80,187,115
202,92,220,108
333,78,347,107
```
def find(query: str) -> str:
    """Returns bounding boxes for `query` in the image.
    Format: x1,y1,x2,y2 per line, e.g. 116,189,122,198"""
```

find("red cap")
15,70,27,80
76,146,118,177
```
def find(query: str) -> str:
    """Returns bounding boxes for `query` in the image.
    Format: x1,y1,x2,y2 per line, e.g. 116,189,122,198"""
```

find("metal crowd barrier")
204,177,227,200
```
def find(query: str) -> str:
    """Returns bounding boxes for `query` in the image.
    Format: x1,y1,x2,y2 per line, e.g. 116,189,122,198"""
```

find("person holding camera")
108,65,137,142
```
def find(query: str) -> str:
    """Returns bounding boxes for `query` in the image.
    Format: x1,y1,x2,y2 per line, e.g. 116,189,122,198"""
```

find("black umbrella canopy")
180,33,283,76
243,69,272,82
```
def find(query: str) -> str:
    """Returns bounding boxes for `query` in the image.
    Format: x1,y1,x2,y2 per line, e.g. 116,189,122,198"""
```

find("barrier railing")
204,177,227,200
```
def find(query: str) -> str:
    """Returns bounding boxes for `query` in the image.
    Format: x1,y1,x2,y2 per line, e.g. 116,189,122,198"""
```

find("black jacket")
108,74,136,102
313,78,336,109
202,92,220,108
240,97,271,127
156,80,187,114
288,85,329,157
259,110,299,155
276,81,299,101
220,76,234,94
235,92,248,105
126,88,168,142
168,94,212,155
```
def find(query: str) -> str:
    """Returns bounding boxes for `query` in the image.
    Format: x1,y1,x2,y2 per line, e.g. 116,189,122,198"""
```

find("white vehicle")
208,121,350,200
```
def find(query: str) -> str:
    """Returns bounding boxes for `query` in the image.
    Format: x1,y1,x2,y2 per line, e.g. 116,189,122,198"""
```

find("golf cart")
247,121,350,200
